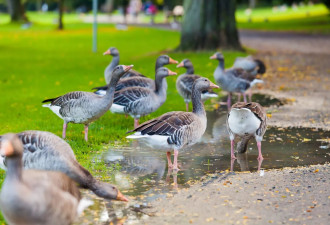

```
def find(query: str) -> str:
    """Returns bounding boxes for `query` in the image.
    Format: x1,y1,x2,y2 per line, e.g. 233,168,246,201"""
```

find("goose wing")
42,91,95,106
128,111,196,145
113,87,152,106
122,69,146,79
229,68,255,82
115,77,153,91
179,75,200,93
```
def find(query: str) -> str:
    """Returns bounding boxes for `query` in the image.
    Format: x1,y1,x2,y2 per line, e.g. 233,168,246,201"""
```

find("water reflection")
76,110,329,224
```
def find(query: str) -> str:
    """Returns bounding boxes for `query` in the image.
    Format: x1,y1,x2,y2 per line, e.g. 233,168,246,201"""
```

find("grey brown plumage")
42,65,133,141
227,102,267,160
0,130,128,202
0,133,84,225
127,77,219,170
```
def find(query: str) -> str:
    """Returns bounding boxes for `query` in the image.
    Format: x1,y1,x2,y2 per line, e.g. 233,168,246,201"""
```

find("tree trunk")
58,0,64,30
6,0,28,22
179,0,242,51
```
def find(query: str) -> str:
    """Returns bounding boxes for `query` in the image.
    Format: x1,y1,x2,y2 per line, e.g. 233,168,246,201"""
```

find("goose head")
93,181,129,202
209,52,224,61
156,55,178,67
176,59,193,69
193,77,219,92
0,133,23,158
103,47,119,56
155,67,177,79
111,65,134,82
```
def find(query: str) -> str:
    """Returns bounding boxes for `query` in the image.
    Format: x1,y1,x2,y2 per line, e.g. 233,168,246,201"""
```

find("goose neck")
5,157,23,181
218,59,225,71
186,66,194,74
155,76,167,97
191,87,205,116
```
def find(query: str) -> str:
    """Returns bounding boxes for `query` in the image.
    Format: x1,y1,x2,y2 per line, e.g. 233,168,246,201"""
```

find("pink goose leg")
257,141,263,160
185,103,189,112
84,125,89,142
134,119,139,129
243,93,247,103
230,140,236,159
62,122,68,139
166,151,173,169
248,89,253,102
237,93,242,102
173,149,179,171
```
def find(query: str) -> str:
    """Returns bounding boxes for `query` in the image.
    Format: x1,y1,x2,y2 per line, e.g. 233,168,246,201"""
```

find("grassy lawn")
0,20,245,222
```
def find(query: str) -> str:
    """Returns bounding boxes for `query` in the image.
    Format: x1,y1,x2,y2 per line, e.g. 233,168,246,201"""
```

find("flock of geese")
0,47,268,225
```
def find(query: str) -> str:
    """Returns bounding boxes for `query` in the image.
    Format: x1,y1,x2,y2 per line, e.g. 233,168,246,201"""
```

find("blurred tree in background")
179,0,241,51
6,0,28,22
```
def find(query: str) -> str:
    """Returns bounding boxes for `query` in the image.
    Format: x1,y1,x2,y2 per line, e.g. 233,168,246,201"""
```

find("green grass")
0,21,245,222
236,3,330,33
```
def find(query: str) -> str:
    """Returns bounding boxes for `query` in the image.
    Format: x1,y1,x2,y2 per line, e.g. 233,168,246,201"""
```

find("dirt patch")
144,164,329,225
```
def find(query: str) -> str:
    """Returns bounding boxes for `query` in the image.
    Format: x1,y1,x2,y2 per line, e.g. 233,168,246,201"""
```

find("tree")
6,0,28,22
58,0,64,30
179,0,242,51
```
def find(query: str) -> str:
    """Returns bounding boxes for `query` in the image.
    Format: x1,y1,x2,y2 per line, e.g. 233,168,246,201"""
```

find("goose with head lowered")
93,55,178,95
103,47,144,84
42,65,133,141
210,52,263,109
176,59,218,111
0,130,128,202
227,102,267,161
127,78,219,171
233,55,266,76
111,67,177,128
0,133,92,225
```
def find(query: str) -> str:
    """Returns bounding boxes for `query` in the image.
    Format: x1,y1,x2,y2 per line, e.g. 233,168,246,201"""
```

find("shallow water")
76,110,329,224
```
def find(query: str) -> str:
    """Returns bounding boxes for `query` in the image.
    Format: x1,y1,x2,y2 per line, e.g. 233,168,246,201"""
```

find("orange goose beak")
209,81,219,89
176,61,184,68
168,69,177,76
116,190,129,202
123,65,134,72
103,49,111,55
209,54,217,60
169,57,179,64
0,141,14,157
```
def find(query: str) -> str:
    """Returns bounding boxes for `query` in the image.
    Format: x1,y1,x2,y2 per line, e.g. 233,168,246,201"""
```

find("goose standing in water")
103,47,144,84
0,133,91,225
176,59,218,111
210,52,262,109
42,65,133,141
111,67,177,128
93,55,178,95
127,78,219,170
227,102,267,162
0,130,128,202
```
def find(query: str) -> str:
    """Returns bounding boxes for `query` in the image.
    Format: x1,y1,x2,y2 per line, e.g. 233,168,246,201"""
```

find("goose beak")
116,190,129,202
103,49,111,55
168,69,177,76
176,61,184,68
0,141,14,157
209,81,219,89
169,57,179,64
210,54,217,60
123,65,134,72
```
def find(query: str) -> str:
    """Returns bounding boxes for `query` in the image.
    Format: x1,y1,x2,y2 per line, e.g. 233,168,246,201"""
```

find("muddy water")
76,110,329,225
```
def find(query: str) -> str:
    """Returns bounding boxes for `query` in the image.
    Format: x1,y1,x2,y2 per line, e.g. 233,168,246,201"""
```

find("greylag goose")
0,133,90,225
227,102,267,161
210,52,262,109
42,65,133,141
176,59,218,111
126,78,219,170
103,47,143,84
233,55,266,76
0,130,128,202
93,55,178,95
111,67,177,128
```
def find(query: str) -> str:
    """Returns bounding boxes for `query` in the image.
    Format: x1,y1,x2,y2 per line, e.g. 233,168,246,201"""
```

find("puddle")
76,110,329,225
221,93,288,107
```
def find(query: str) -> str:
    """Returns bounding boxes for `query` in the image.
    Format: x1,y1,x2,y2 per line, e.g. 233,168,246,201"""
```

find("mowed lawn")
0,21,245,220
